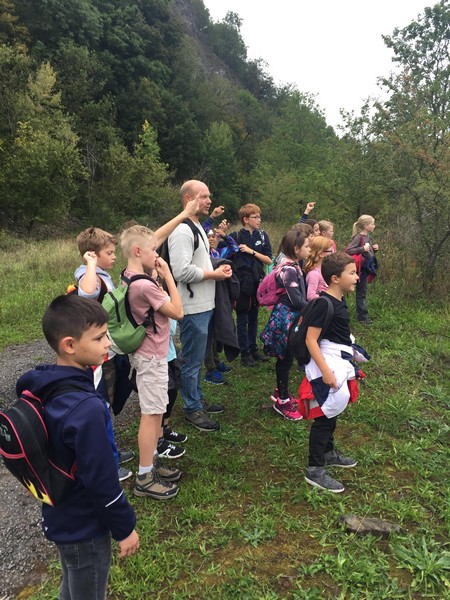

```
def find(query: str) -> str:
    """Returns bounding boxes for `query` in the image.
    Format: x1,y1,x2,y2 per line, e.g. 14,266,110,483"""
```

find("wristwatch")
252,250,256,256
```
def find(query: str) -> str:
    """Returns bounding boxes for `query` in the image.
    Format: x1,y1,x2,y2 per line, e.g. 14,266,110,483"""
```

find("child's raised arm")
154,193,202,246
306,326,338,389
78,251,99,295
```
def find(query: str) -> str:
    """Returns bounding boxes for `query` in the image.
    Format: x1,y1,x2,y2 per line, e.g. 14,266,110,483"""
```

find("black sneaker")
304,467,345,493
203,401,224,414
324,449,357,468
118,450,135,465
163,427,188,444
241,353,257,367
252,350,269,362
118,466,133,482
157,439,185,459
185,410,220,431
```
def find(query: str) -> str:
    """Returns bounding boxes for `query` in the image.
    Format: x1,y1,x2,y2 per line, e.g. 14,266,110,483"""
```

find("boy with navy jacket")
16,295,139,600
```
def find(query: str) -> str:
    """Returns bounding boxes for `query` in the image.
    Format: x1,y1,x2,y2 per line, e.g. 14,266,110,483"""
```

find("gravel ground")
0,339,139,599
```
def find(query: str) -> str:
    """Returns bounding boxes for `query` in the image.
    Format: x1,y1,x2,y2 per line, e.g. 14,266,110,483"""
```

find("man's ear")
60,336,76,355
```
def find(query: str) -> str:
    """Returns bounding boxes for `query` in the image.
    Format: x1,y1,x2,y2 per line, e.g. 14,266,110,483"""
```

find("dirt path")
0,339,139,599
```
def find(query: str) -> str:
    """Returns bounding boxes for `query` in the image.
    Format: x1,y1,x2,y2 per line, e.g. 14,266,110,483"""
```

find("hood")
16,364,95,399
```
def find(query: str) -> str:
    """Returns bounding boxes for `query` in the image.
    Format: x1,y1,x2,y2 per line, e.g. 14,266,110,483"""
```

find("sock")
279,397,291,404
138,465,153,475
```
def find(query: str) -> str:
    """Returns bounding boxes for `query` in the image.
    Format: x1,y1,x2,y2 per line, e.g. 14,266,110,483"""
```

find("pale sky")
203,0,430,130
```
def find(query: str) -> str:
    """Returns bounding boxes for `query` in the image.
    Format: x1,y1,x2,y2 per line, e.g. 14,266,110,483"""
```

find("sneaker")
304,467,345,493
157,439,186,459
324,449,357,468
273,396,303,421
204,369,226,385
358,318,373,325
216,362,232,373
118,450,135,465
203,401,224,414
252,350,269,362
134,471,179,499
185,410,220,431
118,466,133,482
163,427,188,444
241,353,257,367
154,455,182,482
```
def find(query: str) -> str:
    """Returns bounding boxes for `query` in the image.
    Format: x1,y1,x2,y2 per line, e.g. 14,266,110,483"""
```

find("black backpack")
0,384,86,506
157,218,207,298
287,296,335,365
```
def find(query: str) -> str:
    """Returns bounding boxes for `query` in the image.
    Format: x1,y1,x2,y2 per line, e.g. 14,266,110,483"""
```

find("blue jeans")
179,310,213,413
57,533,111,600
236,304,259,354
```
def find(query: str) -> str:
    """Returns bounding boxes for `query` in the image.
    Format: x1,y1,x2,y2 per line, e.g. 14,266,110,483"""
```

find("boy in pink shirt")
120,225,184,500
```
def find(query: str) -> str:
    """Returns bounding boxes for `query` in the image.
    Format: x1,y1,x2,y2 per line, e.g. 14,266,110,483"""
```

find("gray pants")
356,278,369,321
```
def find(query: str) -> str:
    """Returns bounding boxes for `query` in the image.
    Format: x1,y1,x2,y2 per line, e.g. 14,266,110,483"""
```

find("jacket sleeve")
306,270,320,301
168,226,205,284
64,398,136,541
345,234,365,255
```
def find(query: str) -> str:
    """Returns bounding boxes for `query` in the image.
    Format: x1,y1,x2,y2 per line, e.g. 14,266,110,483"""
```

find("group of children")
17,193,378,599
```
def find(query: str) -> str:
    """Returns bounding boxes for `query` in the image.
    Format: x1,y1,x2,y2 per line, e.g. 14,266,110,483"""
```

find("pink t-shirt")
306,265,328,301
123,268,170,360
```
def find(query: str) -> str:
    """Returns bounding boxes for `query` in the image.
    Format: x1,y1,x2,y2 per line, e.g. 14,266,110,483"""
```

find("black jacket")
210,257,240,362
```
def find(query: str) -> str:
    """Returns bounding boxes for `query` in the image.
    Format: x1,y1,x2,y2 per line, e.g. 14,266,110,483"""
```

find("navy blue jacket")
16,365,136,545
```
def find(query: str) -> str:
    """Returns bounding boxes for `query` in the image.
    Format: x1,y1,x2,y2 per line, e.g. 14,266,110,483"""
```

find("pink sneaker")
273,396,303,421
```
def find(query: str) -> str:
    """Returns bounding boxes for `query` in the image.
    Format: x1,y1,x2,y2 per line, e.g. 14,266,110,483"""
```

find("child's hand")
239,244,252,254
322,368,338,389
185,193,201,216
217,218,228,232
372,243,379,251
210,205,225,219
83,251,97,266
363,243,371,252
155,257,171,279
118,530,140,558
305,201,315,214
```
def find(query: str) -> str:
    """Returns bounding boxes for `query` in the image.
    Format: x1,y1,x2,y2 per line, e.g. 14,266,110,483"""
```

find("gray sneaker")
324,449,358,468
304,467,345,493
203,402,224,414
118,466,133,482
134,470,179,499
153,455,182,482
185,410,220,431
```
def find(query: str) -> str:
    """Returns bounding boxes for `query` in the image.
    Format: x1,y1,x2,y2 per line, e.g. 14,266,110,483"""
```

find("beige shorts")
131,354,168,415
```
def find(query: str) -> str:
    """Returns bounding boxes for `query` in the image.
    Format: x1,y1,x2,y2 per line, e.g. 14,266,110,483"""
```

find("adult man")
168,180,232,431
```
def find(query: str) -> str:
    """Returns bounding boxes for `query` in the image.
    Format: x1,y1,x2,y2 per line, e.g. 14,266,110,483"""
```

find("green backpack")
102,270,157,354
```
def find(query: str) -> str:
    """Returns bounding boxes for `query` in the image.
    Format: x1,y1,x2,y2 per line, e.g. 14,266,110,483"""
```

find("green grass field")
1,236,449,599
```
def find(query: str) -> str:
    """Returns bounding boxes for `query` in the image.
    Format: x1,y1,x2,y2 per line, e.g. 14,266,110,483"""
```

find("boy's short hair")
43,295,108,353
321,253,355,285
76,227,116,257
120,224,156,259
239,203,260,225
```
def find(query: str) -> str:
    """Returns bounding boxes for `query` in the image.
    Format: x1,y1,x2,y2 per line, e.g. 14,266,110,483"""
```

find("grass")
1,234,450,599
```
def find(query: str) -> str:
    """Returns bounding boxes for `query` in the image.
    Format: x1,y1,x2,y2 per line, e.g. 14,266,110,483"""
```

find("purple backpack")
256,266,285,306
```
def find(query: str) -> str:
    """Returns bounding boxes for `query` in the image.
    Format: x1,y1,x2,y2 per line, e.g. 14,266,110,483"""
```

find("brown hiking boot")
134,470,179,499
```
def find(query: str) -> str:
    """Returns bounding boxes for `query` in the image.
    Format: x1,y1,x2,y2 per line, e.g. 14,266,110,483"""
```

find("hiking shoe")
252,350,269,362
154,455,182,482
163,427,188,444
241,353,257,367
304,467,345,493
134,471,179,499
203,401,224,414
358,318,373,325
157,439,186,459
216,362,232,373
118,466,133,482
204,369,226,385
118,450,135,465
324,449,357,468
273,396,303,421
185,410,220,431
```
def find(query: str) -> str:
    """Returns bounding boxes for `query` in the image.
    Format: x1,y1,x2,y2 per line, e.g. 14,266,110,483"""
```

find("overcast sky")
203,0,430,129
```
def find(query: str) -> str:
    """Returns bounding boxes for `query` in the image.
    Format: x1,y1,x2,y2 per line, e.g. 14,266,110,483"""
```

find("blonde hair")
120,225,156,258
76,227,116,256
318,220,334,235
304,236,332,273
352,215,375,237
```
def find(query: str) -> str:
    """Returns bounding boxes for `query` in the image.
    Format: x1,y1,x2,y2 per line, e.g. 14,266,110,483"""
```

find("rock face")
341,514,403,538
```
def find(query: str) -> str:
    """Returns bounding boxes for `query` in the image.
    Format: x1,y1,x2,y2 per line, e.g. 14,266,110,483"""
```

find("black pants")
308,415,337,466
276,351,294,398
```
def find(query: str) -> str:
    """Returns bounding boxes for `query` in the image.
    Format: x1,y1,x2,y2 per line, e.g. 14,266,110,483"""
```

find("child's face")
139,239,159,271
70,324,111,369
96,243,116,271
336,263,359,293
207,232,219,249
244,213,261,231
296,239,311,261
323,226,334,239
312,223,320,236
366,220,376,232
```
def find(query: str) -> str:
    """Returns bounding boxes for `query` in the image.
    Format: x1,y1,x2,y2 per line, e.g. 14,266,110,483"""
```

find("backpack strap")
120,270,158,334
182,219,208,299
317,295,335,340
